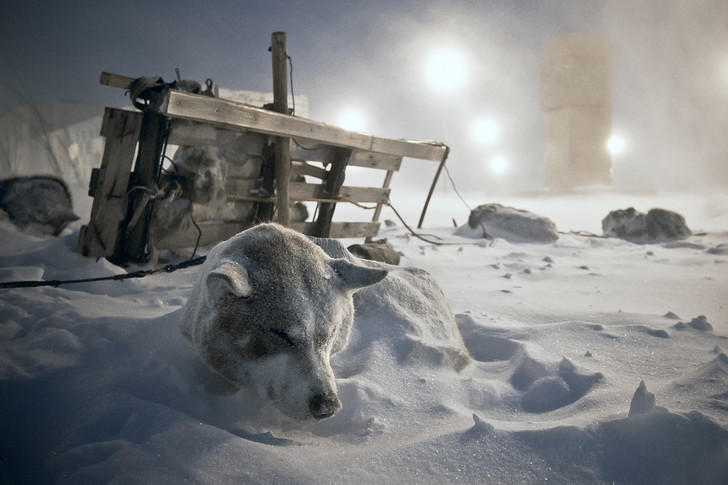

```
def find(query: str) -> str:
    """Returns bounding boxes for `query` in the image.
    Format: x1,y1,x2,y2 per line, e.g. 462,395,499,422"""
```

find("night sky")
2,0,726,193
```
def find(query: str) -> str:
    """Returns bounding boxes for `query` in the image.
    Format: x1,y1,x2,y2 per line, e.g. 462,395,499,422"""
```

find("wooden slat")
349,149,402,171
121,110,167,263
290,144,402,171
164,90,448,161
223,180,388,205
291,161,328,179
78,108,143,258
313,147,351,237
289,142,335,164
167,119,267,155
289,183,389,204
100,72,136,89
368,169,395,240
291,221,380,239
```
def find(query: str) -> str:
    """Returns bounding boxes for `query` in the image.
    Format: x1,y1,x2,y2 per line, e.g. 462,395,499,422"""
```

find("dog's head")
182,224,387,420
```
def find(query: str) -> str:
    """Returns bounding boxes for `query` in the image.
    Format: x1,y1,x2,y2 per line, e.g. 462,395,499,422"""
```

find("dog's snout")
309,392,342,420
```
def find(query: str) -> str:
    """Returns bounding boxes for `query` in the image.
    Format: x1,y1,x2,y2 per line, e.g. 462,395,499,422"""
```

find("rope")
383,201,483,247
443,163,473,212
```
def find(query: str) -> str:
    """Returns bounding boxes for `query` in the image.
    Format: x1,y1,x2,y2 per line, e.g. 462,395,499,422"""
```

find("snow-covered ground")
1,188,727,484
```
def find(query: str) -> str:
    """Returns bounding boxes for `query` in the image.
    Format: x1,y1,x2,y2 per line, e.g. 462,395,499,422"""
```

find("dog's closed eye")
269,328,295,347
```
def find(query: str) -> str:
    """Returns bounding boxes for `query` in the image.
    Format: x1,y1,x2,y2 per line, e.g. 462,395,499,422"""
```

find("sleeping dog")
181,223,387,421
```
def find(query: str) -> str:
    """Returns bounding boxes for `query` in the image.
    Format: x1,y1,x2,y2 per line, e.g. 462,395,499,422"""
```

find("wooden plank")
291,161,328,180
78,108,142,258
100,72,136,89
290,143,402,171
164,90,448,161
313,147,351,237
271,32,291,227
368,169,395,241
291,221,380,239
289,183,388,204
167,119,267,155
349,149,403,171
253,143,277,222
223,179,387,205
289,141,335,164
118,110,167,263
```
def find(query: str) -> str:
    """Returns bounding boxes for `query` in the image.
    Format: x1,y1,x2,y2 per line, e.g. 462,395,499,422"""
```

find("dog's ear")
206,260,252,299
330,259,388,291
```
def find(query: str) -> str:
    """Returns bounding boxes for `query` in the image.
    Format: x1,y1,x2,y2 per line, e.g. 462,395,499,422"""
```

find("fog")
1,0,726,195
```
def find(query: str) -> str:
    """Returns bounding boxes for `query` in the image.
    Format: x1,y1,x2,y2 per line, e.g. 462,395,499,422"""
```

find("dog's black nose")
309,392,342,419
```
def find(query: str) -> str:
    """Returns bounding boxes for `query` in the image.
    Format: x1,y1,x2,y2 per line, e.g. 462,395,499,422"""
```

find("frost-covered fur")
0,176,79,237
181,224,387,421
313,236,472,373
602,207,691,242
456,203,559,243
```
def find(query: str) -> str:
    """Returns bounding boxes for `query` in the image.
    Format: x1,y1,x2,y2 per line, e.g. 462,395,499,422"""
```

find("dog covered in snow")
181,223,388,420
602,207,691,242
0,176,79,237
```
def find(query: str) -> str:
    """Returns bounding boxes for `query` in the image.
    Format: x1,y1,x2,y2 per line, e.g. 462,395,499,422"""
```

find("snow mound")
630,380,656,415
672,315,714,332
317,237,472,373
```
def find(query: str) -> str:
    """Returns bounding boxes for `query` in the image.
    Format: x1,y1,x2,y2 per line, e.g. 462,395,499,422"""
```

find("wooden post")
78,108,142,258
366,169,395,243
417,145,450,229
313,147,351,237
116,108,167,263
271,31,291,226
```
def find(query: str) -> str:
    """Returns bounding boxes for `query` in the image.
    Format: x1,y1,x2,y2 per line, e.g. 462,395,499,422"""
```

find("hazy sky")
2,0,726,193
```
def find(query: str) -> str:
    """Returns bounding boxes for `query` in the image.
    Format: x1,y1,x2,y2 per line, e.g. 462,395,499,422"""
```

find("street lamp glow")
424,45,469,95
337,108,366,132
489,154,509,174
470,117,500,145
607,134,627,155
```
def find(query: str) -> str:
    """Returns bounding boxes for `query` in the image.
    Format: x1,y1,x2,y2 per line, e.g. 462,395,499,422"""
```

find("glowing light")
337,108,366,132
469,117,500,145
607,135,627,155
489,154,509,174
424,45,469,95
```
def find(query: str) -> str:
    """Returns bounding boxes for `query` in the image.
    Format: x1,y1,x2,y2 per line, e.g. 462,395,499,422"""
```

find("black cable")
189,213,202,259
0,256,207,290
287,54,296,115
